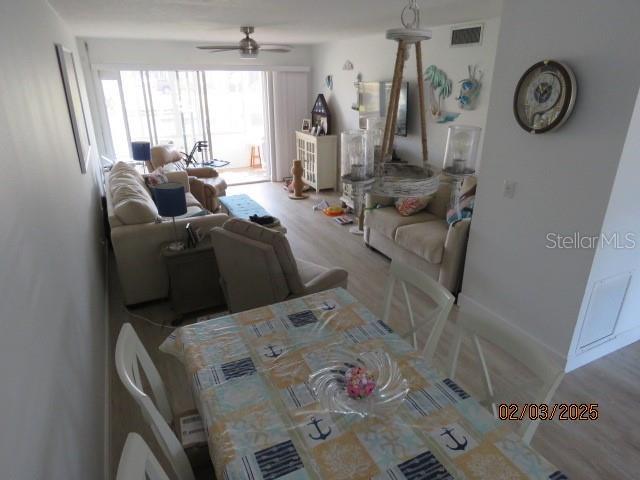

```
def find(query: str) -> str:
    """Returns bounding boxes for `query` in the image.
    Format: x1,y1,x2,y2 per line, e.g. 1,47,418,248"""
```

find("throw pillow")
145,169,169,188
394,196,432,216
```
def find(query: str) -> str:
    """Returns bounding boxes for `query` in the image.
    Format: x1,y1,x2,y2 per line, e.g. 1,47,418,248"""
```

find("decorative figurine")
289,160,308,200
457,65,483,111
424,64,452,118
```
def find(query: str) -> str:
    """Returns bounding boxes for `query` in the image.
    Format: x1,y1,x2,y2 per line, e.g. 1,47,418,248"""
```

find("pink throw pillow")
395,196,432,216
145,169,169,187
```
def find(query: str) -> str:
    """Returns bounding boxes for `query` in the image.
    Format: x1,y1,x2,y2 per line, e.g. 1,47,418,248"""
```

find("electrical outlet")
503,180,517,198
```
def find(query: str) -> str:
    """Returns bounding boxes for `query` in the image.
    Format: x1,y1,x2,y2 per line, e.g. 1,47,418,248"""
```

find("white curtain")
267,71,309,181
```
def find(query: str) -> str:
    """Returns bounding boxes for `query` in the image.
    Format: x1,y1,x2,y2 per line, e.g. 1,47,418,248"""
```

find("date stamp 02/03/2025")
498,403,599,421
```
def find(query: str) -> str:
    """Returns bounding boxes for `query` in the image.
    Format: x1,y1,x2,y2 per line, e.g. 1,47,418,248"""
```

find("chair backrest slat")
116,432,171,480
382,261,455,361
449,311,565,444
115,324,195,480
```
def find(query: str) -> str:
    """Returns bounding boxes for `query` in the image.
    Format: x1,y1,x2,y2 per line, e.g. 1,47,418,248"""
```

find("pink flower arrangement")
345,366,376,399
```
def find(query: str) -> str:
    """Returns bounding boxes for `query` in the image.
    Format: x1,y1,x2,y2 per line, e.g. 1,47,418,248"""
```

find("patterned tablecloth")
161,288,566,480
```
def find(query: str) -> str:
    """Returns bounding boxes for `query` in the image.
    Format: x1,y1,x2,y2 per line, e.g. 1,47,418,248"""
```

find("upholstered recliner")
149,145,227,212
210,219,349,313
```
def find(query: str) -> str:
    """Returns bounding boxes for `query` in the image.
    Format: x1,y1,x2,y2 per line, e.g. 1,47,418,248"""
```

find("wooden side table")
161,238,226,324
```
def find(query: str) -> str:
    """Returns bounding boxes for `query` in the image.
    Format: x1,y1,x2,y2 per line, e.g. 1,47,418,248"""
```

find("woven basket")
371,164,440,198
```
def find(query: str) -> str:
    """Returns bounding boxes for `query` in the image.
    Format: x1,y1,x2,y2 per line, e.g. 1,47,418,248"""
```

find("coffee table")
218,194,287,233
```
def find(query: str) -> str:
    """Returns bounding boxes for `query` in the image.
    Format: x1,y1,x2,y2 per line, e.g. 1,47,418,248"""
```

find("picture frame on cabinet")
302,119,311,132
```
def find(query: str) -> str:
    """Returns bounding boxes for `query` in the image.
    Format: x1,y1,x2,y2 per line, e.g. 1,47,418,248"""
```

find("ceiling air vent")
450,24,483,47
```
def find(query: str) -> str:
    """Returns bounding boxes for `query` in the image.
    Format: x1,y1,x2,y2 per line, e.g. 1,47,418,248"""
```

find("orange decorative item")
289,160,308,200
323,206,344,216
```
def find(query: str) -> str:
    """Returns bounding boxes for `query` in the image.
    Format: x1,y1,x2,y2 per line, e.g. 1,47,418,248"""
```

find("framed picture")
55,44,91,174
301,119,311,132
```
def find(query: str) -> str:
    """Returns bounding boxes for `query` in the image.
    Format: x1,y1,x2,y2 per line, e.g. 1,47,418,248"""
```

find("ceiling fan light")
240,50,258,59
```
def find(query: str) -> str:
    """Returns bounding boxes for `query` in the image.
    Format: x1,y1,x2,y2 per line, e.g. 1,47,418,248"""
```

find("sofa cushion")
185,192,202,208
110,161,148,191
365,207,440,240
425,175,453,219
111,183,159,225
394,220,449,264
109,163,159,225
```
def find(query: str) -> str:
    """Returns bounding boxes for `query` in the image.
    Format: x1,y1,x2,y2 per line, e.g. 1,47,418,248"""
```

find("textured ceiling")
48,0,502,44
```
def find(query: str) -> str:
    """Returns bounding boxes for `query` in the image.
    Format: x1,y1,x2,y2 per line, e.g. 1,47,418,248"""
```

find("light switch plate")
503,180,517,198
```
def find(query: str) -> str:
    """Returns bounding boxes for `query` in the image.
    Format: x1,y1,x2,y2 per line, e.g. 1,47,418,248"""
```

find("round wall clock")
513,60,577,134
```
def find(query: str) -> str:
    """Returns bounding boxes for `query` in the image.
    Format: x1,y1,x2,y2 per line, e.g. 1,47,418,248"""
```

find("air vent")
451,24,483,47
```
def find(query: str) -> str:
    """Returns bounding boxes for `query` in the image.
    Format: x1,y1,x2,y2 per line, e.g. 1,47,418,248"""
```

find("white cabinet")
295,131,337,191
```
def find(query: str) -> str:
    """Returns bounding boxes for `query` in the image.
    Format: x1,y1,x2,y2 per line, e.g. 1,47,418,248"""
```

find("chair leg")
250,145,262,168
448,328,463,379
400,281,417,349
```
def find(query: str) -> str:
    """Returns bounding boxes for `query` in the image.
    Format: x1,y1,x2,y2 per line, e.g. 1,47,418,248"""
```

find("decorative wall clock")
513,60,577,134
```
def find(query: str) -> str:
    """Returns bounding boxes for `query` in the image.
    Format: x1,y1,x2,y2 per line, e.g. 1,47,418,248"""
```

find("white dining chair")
116,432,170,480
381,261,455,361
115,323,198,480
448,311,565,445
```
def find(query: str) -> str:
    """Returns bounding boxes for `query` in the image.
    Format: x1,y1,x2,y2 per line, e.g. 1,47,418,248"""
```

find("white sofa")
106,162,228,305
364,175,475,294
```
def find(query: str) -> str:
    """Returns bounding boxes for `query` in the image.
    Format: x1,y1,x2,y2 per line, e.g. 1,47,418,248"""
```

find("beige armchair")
149,145,227,212
210,219,349,313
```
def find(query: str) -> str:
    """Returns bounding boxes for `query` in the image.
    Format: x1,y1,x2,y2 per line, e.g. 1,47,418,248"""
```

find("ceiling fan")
197,26,292,59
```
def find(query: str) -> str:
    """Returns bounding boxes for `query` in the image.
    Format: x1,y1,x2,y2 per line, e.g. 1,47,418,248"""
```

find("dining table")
160,287,567,480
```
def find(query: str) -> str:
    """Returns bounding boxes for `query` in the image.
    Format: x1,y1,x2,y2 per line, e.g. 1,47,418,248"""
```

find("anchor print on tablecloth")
307,416,332,441
440,426,467,451
429,422,478,458
263,344,284,359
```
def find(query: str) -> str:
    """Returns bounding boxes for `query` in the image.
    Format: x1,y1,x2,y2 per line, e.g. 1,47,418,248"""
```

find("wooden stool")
249,145,262,168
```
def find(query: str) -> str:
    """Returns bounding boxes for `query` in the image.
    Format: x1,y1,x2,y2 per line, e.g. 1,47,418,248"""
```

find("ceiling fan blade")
259,44,293,53
197,45,240,50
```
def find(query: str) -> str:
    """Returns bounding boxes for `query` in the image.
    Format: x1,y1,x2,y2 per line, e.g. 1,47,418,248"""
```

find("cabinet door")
297,137,306,162
306,141,316,184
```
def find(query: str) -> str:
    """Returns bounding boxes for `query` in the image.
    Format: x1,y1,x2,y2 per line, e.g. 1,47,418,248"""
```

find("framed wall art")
55,43,91,173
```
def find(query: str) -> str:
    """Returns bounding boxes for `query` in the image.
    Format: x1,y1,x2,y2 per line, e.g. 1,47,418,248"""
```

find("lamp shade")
131,141,151,161
153,183,187,217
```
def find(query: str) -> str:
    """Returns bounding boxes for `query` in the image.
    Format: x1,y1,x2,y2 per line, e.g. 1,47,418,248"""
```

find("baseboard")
457,293,567,366
103,245,111,480
565,325,640,372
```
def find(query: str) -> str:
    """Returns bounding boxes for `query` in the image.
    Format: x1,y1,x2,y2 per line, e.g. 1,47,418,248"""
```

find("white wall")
0,1,106,478
310,18,500,169
460,0,640,362
567,88,640,370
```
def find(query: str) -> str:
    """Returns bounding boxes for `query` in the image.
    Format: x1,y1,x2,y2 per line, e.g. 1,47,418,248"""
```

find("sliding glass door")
204,71,265,173
99,68,267,178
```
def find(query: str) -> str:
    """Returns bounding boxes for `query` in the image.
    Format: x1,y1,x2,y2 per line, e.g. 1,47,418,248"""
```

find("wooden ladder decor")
381,39,429,169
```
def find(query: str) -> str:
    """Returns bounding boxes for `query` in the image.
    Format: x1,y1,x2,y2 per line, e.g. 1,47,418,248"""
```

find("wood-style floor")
108,181,640,479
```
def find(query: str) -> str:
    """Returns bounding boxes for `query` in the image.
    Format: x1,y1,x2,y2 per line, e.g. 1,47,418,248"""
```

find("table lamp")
153,183,187,251
131,141,151,171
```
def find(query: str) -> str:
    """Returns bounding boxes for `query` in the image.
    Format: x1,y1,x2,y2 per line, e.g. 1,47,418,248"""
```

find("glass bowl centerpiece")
308,350,409,418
